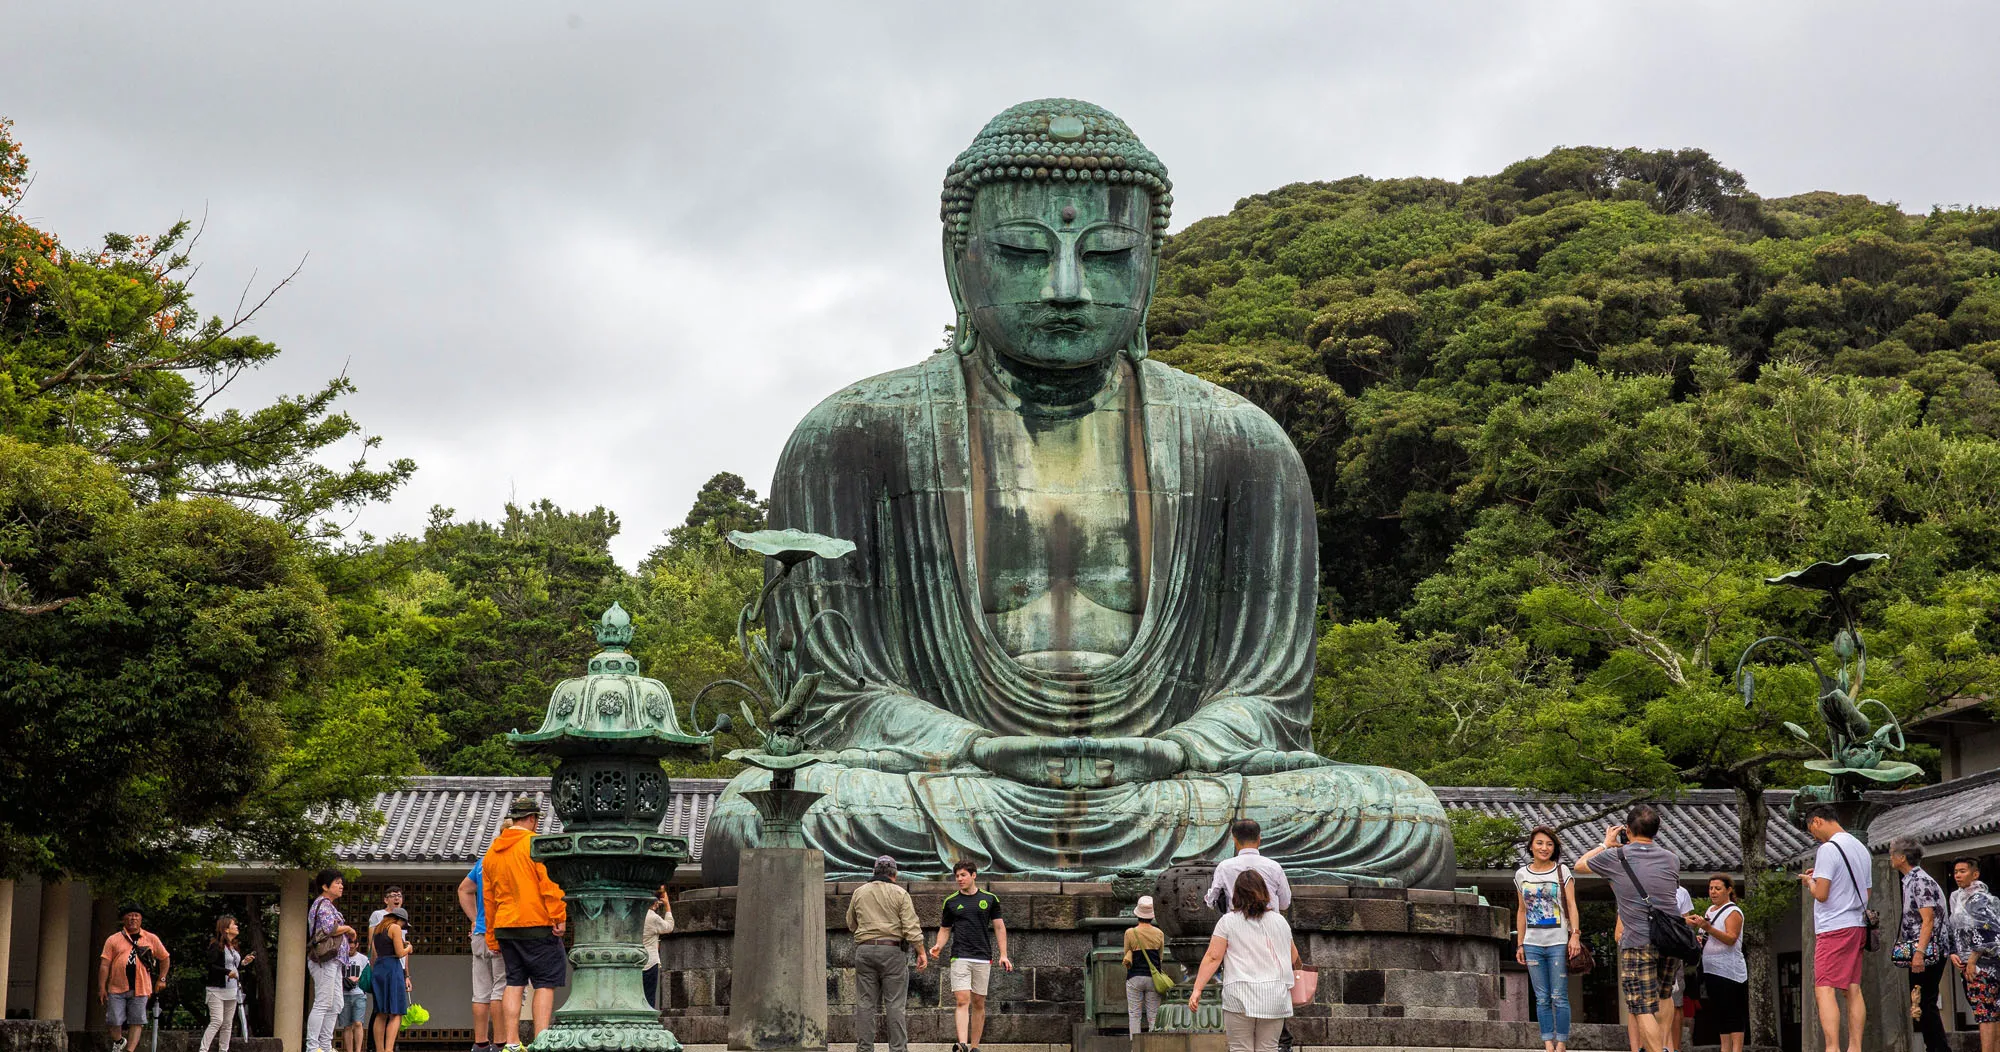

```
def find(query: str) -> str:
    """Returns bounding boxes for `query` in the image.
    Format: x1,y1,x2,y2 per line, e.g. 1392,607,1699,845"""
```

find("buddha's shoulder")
1137,359,1292,441
794,356,953,422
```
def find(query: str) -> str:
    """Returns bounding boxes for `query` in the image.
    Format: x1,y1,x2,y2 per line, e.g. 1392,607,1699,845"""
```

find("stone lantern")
509,603,714,1051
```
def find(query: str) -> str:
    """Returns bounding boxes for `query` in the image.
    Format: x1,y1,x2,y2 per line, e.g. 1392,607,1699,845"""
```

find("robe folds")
702,352,1453,888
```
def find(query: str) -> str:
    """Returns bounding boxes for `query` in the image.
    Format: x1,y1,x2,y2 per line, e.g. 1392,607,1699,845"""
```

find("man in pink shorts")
1801,805,1871,1052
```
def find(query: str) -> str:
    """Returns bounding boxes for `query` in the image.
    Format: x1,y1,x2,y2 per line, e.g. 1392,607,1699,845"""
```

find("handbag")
1290,966,1319,1007
1557,867,1595,975
1829,837,1882,952
1613,847,1702,965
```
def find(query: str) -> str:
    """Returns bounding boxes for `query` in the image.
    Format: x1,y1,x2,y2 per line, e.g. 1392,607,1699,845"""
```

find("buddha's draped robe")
703,353,1453,887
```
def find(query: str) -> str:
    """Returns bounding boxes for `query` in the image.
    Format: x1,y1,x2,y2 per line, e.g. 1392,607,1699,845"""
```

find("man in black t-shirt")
929,861,1011,1052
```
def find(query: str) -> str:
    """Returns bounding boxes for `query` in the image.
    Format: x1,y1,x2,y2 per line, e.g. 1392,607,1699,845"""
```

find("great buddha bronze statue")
702,99,1453,888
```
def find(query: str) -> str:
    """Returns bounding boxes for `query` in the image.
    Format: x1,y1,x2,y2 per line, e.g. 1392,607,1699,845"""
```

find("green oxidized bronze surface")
703,99,1454,888
1737,553,1920,827
514,605,713,1052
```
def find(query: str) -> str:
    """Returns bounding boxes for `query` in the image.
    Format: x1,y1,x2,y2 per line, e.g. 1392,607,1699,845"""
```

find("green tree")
646,471,767,567
1,120,424,889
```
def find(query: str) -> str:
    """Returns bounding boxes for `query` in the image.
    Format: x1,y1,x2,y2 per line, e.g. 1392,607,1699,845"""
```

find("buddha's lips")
1038,313,1091,335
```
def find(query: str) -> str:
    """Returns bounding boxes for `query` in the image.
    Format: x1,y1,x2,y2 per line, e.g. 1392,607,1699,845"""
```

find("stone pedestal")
726,849,827,1051
665,881,1552,1048
1130,1032,1224,1052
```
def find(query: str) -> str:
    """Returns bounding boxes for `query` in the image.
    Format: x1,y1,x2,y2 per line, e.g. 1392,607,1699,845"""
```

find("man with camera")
1576,805,1682,1052
98,904,171,1052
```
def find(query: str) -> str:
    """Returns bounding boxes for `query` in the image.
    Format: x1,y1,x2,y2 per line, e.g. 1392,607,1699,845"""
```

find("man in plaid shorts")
1576,804,1683,1052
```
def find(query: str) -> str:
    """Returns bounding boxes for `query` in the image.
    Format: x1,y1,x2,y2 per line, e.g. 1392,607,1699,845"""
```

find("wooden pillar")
34,880,70,1022
274,870,310,1052
0,880,14,1020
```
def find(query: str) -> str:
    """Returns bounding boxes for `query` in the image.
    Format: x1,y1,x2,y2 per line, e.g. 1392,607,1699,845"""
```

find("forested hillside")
1148,147,2000,805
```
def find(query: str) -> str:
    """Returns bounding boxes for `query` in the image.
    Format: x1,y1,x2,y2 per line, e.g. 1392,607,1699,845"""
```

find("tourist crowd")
76,797,2000,1052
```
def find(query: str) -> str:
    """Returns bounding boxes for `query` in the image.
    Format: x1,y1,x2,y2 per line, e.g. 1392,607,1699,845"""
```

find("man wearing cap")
483,796,567,1052
846,856,929,1052
98,904,170,1052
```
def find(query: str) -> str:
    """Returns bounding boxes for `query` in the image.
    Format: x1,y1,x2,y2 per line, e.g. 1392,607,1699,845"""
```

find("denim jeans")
1523,943,1571,1042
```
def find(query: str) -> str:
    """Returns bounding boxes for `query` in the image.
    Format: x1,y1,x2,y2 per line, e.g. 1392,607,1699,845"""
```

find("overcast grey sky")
7,2,1998,566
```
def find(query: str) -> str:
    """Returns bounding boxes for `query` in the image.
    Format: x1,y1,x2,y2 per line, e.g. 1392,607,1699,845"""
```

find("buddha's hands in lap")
971,736,1186,788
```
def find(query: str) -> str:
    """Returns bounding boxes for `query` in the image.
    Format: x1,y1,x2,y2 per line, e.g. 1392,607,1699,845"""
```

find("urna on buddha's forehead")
941,98,1173,250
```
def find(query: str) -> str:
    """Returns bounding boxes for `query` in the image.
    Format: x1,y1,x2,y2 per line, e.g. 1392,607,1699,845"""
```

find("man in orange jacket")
483,796,567,1052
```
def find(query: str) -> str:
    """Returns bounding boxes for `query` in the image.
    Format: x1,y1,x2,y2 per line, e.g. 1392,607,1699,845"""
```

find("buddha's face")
956,181,1153,370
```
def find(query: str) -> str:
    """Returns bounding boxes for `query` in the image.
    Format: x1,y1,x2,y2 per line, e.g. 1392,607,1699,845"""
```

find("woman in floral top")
1889,840,1949,1052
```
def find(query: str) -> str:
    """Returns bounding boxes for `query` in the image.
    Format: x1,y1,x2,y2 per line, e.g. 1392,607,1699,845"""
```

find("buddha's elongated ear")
942,228,977,358
1125,258,1159,362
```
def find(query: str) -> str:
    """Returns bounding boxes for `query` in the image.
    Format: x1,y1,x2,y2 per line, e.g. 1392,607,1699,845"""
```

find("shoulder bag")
1613,847,1702,964
1137,931,1174,995
308,901,345,964
1830,837,1882,952
1557,866,1595,975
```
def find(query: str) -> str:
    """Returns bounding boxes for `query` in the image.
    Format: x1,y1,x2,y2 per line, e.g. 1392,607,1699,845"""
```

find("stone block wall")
660,881,1512,1047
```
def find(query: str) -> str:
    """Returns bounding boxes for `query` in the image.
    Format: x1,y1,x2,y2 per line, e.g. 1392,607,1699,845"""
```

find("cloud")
7,1,1997,565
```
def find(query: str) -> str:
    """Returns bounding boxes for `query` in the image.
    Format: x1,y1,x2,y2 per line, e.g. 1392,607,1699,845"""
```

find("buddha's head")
941,99,1171,370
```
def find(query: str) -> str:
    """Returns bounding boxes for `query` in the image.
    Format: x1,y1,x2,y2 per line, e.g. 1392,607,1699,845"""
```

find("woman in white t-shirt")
1513,826,1580,1052
1187,870,1299,1052
1686,874,1747,1052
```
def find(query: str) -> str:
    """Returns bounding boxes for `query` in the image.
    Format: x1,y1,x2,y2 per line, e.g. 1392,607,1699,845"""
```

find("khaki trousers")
853,944,910,1052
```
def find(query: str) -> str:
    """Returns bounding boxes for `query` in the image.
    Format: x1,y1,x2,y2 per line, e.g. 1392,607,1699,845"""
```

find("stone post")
274,870,310,1052
0,880,14,1021
1864,853,1907,1052
87,894,115,1033
33,880,69,1023
726,848,826,1051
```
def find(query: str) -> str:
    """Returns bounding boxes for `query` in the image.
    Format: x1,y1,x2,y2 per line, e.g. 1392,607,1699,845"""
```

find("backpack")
1613,847,1701,965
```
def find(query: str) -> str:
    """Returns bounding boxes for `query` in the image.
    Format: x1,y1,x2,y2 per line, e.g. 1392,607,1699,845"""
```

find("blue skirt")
371,956,409,1016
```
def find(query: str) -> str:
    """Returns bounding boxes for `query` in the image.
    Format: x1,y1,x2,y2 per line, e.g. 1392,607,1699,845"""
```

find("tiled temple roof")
1433,787,1815,871
317,775,730,863
1864,769,2000,850
306,778,1836,874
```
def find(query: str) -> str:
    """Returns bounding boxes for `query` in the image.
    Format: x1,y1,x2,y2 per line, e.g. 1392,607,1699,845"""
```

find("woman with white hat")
1123,896,1168,1033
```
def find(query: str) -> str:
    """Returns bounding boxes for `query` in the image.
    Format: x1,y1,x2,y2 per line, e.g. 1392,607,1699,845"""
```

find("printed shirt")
940,889,1002,961
309,896,352,966
1206,849,1293,912
1900,866,1947,946
100,930,170,997
1948,881,2000,969
1513,863,1572,947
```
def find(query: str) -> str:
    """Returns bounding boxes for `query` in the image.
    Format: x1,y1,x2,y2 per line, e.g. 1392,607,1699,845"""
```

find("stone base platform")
661,880,1617,1049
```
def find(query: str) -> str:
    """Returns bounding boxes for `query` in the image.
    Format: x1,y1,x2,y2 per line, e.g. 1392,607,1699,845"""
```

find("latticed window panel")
349,882,474,956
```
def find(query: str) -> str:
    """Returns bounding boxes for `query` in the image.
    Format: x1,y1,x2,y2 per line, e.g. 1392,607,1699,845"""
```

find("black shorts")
498,935,568,989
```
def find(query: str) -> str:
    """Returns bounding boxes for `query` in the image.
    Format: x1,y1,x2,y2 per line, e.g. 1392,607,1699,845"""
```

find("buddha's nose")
1042,242,1091,307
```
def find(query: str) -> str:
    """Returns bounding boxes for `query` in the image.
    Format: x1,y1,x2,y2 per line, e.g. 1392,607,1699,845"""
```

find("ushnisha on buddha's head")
940,99,1171,371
